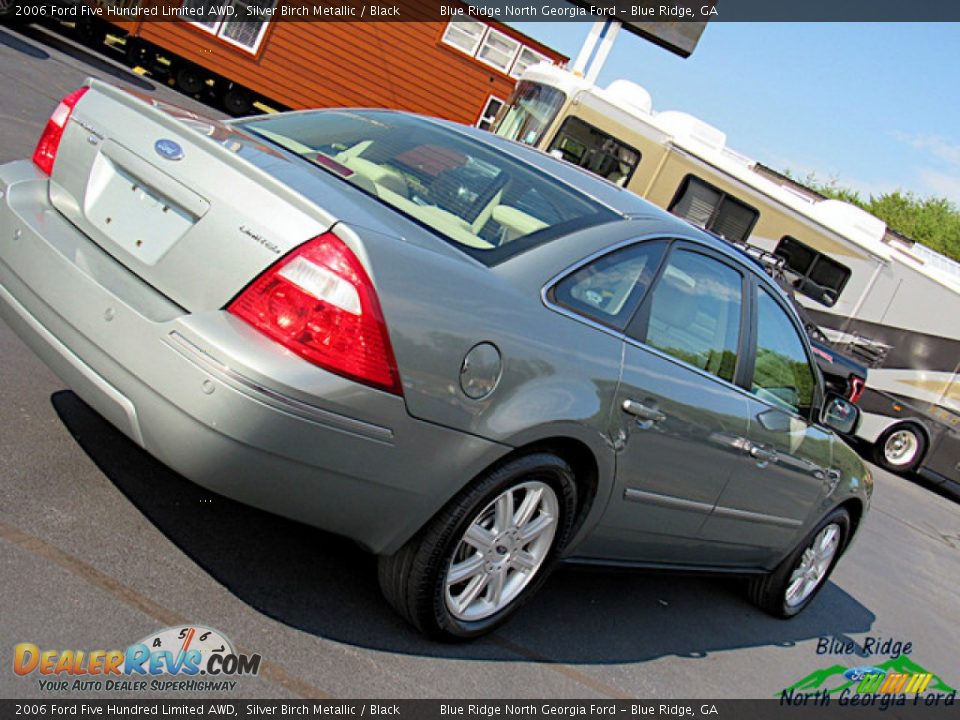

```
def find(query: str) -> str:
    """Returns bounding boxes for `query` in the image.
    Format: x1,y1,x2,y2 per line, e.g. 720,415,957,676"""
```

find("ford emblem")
154,139,184,161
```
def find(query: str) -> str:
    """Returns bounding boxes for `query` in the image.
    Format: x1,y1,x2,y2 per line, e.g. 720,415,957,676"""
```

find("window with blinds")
669,176,759,244
774,236,851,307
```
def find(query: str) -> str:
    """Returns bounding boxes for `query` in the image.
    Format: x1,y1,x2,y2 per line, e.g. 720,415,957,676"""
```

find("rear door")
700,283,834,564
590,242,754,564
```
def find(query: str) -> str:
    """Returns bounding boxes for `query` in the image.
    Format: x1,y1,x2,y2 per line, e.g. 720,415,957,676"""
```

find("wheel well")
492,437,600,535
837,498,864,549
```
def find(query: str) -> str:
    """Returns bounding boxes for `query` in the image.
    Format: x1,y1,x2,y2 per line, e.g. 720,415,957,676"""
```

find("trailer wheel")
874,423,926,474
125,38,149,68
222,86,252,116
75,19,107,48
175,65,205,96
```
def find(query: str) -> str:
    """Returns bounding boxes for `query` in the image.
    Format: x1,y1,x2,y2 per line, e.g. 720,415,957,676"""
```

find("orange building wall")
119,6,564,124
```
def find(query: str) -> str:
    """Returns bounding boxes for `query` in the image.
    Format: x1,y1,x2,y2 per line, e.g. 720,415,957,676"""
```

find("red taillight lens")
32,87,89,176
228,232,403,395
848,375,866,404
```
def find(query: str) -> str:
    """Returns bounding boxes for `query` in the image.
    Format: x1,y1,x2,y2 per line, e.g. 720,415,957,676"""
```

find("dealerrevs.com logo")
13,626,261,693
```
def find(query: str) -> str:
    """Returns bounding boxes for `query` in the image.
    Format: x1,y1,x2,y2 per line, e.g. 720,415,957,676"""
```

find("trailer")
492,64,960,489
75,4,565,121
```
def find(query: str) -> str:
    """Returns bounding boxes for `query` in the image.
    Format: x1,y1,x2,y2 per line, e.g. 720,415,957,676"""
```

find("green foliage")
783,171,960,263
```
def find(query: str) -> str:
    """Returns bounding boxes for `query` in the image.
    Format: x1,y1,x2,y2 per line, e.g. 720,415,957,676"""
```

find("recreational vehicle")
492,64,960,488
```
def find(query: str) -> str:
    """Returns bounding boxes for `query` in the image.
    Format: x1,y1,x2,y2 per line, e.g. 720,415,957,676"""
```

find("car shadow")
52,390,876,664
3,23,153,91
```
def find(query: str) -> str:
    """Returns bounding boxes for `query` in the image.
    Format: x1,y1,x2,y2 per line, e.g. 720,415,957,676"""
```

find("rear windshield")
242,110,618,262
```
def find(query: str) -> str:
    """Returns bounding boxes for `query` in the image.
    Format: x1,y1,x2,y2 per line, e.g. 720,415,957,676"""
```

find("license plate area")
84,143,207,266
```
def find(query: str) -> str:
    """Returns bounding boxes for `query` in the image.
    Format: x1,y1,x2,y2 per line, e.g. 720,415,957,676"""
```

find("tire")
175,64,205,95
873,424,926,473
378,453,578,641
125,38,149,68
222,86,252,116
74,19,107,48
748,507,850,618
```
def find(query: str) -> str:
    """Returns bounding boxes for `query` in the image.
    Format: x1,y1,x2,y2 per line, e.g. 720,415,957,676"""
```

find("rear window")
242,110,617,263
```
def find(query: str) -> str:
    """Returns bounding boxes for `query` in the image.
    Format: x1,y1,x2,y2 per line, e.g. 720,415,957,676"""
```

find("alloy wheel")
785,523,841,608
444,480,558,621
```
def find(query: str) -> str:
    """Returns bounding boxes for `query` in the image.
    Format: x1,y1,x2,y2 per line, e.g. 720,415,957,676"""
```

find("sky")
506,22,960,205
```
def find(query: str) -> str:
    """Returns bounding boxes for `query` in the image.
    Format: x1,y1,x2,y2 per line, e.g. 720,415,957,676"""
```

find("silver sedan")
0,79,871,639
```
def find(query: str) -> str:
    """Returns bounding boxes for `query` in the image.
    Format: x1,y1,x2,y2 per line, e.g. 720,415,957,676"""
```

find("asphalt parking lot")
1,22,958,701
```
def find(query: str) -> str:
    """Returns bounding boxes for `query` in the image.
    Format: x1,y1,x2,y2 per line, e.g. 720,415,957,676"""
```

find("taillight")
228,232,402,395
32,87,89,176
848,375,866,404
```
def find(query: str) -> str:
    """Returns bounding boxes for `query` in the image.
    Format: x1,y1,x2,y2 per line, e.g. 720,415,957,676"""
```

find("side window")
476,96,505,132
752,288,817,416
669,175,759,244
774,236,851,307
639,249,743,382
551,240,667,330
547,117,641,187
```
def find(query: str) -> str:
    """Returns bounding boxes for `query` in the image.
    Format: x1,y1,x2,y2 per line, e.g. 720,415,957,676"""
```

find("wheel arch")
835,497,865,553
478,432,611,549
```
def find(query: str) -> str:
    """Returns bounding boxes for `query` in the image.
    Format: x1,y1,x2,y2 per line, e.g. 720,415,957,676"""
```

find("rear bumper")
0,161,509,554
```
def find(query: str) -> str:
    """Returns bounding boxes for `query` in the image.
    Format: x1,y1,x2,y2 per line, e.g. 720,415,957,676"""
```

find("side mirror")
821,393,860,435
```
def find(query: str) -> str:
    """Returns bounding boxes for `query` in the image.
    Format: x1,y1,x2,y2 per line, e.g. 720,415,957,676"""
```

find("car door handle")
748,444,779,464
622,399,666,423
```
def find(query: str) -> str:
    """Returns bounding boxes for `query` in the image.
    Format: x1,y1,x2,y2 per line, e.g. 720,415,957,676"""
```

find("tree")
784,171,960,263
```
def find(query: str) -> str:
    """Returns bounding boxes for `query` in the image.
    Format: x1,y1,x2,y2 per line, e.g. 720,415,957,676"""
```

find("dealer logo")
13,625,261,693
780,652,956,709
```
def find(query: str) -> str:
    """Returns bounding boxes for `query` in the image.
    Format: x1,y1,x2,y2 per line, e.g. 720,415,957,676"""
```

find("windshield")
494,81,566,147
243,110,616,262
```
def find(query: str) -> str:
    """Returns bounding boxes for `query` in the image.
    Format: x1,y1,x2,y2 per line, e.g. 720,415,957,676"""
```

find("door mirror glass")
821,393,860,435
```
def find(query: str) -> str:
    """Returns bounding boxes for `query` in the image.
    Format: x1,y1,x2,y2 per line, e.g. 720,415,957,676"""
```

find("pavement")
0,21,958,701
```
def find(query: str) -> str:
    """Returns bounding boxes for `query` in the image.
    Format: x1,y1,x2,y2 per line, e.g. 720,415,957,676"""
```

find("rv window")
547,117,641,187
669,176,759,244
494,81,566,146
774,236,851,307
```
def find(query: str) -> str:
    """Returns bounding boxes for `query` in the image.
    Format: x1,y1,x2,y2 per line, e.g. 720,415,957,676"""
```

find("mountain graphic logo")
781,655,956,696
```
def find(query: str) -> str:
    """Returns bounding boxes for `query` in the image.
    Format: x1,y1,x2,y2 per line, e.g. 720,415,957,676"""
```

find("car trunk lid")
47,79,336,312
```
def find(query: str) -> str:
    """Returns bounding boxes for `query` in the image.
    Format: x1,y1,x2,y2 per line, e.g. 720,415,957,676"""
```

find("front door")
701,285,833,564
